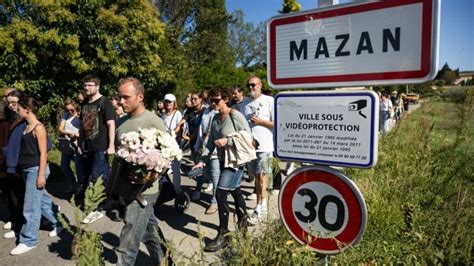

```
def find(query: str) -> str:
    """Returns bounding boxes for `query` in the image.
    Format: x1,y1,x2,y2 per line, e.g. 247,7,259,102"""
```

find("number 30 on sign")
279,166,367,254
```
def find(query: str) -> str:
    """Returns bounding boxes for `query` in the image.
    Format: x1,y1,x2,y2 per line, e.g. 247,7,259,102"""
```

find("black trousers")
6,173,25,232
216,187,247,232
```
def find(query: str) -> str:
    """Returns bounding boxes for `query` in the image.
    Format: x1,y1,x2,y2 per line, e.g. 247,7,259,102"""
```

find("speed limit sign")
279,166,367,254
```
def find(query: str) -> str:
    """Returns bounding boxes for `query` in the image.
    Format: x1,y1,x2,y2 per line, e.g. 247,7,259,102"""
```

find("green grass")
213,88,474,264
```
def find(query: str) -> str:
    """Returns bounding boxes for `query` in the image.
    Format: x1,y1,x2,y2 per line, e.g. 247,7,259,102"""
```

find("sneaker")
10,243,37,255
247,212,265,226
82,211,104,224
3,221,12,230
205,204,218,215
3,230,16,239
246,193,257,200
192,191,201,201
203,183,214,193
49,226,64,237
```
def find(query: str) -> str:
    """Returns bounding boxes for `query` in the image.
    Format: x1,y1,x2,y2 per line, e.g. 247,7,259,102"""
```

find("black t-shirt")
80,96,115,151
187,108,204,135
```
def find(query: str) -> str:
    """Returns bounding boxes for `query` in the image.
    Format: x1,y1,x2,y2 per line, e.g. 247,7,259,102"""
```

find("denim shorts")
217,165,244,191
247,152,273,177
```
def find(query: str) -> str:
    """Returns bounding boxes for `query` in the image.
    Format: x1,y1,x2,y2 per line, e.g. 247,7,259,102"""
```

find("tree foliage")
228,9,266,68
0,0,173,117
435,62,459,85
153,0,243,95
280,0,301,14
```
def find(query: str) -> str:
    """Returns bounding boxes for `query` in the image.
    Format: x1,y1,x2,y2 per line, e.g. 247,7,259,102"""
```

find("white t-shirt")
161,110,182,133
380,99,393,111
244,94,274,152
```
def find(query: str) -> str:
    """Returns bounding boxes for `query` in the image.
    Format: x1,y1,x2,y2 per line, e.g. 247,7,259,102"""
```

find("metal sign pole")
319,2,337,264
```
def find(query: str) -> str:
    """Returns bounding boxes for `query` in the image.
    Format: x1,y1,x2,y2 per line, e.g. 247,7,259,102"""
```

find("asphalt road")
0,160,279,265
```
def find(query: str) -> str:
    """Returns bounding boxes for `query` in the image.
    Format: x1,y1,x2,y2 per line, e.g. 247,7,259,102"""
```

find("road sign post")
267,0,440,88
279,166,367,254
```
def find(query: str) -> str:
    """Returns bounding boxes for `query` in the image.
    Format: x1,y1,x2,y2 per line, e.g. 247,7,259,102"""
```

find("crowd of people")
378,91,409,134
0,74,278,263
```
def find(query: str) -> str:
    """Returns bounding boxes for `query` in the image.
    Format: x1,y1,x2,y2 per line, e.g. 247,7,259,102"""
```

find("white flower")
116,127,182,175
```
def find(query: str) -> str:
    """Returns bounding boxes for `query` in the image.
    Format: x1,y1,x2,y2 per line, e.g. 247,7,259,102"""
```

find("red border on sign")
280,170,363,252
269,0,433,85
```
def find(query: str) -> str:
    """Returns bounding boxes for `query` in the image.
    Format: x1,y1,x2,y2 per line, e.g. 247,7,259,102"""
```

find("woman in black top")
10,97,63,256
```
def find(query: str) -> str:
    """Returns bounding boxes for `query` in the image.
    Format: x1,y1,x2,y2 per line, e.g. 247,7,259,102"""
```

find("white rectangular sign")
274,90,379,168
267,0,440,88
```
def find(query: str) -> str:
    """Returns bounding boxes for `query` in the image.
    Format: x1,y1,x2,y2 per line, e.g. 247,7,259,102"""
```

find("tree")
280,0,301,13
228,9,266,68
0,0,174,120
441,71,457,85
435,62,459,85
154,0,241,91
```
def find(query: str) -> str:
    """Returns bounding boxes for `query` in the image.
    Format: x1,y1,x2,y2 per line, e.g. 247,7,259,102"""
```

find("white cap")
164,93,176,102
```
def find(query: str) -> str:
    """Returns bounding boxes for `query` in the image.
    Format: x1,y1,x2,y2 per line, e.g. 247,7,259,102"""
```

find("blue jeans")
19,165,60,247
116,193,167,266
196,158,220,204
60,152,84,188
380,111,390,133
89,150,110,183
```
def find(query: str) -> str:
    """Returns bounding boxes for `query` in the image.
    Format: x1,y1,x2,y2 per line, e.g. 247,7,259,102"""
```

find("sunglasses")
211,98,222,104
247,83,259,88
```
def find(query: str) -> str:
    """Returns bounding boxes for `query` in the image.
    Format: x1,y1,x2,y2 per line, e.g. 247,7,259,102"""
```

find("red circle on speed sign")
279,166,367,254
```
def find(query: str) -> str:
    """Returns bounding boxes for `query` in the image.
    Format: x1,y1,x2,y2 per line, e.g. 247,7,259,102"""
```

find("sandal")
205,204,218,215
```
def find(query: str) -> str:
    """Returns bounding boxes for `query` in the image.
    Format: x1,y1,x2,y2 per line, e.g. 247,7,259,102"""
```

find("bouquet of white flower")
116,127,182,184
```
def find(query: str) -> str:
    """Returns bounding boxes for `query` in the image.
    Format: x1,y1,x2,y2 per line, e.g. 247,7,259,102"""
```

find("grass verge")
214,88,473,264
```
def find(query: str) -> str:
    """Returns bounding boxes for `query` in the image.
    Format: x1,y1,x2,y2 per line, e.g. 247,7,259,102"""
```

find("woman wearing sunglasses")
192,87,255,252
58,99,83,194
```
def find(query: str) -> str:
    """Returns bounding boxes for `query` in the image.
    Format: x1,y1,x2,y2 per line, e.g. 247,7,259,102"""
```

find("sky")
227,0,474,72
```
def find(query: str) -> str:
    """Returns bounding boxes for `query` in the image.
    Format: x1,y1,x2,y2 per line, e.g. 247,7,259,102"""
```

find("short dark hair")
6,89,21,99
81,74,101,86
118,77,145,95
209,87,232,105
190,90,203,99
18,96,39,114
233,85,244,93
110,94,120,101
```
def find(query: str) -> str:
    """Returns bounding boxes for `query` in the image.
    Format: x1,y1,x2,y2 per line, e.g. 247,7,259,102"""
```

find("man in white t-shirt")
243,76,274,223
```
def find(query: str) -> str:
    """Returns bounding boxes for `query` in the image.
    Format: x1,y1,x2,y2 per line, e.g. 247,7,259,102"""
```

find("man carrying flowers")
112,77,177,265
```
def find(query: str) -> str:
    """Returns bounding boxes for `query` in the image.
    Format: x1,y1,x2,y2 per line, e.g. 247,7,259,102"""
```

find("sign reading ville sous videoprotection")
274,91,379,168
267,0,440,88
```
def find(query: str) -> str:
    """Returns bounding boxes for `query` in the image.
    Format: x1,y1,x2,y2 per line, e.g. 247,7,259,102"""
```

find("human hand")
107,146,115,155
214,138,228,148
192,162,204,170
250,115,263,125
37,175,46,189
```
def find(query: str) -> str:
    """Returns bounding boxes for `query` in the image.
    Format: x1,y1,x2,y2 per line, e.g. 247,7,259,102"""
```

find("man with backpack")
79,74,116,224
